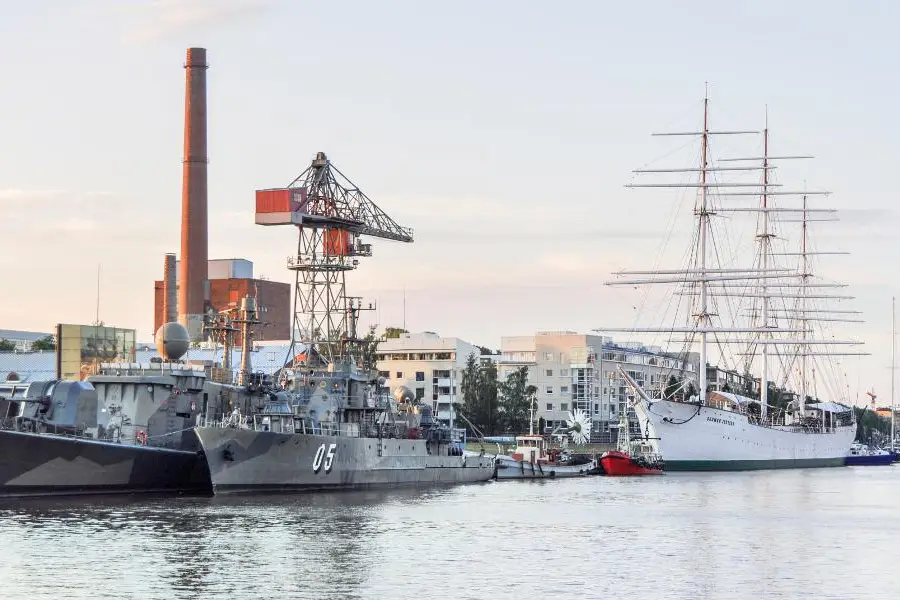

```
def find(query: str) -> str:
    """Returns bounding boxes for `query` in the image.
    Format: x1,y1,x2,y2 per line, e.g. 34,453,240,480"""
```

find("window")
545,386,553,394
415,371,425,382
544,352,554,361
415,388,425,400
594,403,599,412
546,369,553,377
396,372,403,379
560,386,569,394
560,403,568,411
378,371,389,379
560,368,569,377
546,403,553,411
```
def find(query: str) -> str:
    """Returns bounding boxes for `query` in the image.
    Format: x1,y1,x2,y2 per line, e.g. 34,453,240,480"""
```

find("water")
1,467,897,600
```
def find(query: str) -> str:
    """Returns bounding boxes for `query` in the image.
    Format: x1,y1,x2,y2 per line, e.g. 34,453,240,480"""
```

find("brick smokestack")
178,47,209,340
162,253,177,323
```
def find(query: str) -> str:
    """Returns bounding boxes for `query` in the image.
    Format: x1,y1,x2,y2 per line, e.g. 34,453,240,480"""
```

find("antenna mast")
95,264,101,326
892,296,896,451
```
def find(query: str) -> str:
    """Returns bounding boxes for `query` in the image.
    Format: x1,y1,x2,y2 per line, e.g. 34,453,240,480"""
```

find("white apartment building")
375,332,481,426
499,331,698,442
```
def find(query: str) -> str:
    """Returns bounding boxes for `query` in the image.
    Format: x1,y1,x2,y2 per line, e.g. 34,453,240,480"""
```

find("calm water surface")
1,466,898,599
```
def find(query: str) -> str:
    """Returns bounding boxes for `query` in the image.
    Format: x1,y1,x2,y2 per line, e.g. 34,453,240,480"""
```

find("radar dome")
155,322,190,361
393,385,415,404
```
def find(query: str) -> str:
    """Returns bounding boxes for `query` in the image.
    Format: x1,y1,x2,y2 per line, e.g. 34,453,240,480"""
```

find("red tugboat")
600,412,664,476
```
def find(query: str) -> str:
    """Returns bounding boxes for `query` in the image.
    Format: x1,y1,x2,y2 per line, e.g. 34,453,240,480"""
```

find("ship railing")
198,412,372,438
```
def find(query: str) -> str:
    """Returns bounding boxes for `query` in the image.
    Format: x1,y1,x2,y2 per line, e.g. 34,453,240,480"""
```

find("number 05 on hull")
194,427,497,493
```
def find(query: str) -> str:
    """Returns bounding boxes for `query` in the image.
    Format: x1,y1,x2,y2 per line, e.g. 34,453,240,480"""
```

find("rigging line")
626,141,699,342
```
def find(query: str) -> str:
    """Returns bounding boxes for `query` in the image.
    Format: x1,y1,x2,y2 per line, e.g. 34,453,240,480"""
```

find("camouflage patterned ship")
193,152,497,493
0,365,212,498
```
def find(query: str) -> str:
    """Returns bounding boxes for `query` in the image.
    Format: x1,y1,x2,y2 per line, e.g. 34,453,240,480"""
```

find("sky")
1,0,898,405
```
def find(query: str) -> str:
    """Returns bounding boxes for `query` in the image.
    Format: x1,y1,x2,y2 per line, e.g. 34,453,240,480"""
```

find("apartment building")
498,331,698,442
375,332,481,426
707,364,760,396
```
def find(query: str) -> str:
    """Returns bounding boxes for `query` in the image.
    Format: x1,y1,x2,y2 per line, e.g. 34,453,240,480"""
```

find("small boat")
493,409,599,479
599,412,663,476
845,442,894,466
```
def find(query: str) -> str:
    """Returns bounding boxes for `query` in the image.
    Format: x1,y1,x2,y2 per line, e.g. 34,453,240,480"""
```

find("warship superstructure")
193,152,497,493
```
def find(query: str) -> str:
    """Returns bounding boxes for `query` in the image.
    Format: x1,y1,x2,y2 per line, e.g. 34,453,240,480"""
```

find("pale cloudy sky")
1,0,898,404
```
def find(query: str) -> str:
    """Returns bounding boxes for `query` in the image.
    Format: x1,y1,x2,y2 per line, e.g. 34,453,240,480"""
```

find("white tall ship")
598,94,862,471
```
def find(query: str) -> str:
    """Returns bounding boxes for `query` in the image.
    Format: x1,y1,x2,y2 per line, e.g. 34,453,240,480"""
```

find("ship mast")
760,118,771,420
799,194,809,418
892,296,896,451
698,94,710,405
597,92,805,396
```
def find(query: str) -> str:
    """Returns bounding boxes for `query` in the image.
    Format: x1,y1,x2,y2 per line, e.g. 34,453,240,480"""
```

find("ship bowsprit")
195,427,497,494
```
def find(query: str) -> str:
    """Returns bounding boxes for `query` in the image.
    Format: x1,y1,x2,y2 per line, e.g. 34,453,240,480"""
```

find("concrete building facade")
499,331,699,442
375,332,481,426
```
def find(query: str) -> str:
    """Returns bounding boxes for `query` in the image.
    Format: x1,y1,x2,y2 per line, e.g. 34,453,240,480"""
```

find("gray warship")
193,152,497,493
0,353,211,498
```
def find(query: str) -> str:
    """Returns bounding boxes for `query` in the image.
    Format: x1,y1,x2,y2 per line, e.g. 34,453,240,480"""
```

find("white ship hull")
633,399,855,470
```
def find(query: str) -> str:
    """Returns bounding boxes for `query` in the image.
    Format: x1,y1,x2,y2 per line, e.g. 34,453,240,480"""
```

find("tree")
855,407,890,444
31,335,56,351
686,382,697,401
384,327,407,339
664,375,680,400
359,325,381,372
476,345,495,356
477,360,499,434
455,352,501,436
498,366,537,433
0,339,15,352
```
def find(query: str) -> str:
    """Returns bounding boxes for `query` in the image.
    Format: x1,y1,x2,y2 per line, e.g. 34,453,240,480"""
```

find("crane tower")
255,152,413,369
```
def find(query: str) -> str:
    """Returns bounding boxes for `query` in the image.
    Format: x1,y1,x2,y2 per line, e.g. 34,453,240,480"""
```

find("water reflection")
1,472,899,599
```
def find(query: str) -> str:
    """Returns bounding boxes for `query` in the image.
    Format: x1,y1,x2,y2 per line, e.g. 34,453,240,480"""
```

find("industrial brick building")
153,258,291,342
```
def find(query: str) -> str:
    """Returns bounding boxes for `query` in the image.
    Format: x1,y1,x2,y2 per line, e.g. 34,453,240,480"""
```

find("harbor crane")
255,152,413,369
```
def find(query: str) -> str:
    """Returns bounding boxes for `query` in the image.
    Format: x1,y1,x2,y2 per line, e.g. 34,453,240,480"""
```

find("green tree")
498,366,537,433
686,382,697,401
455,352,501,435
359,325,381,372
664,375,680,400
31,335,56,351
854,407,890,444
0,339,15,352
384,327,407,339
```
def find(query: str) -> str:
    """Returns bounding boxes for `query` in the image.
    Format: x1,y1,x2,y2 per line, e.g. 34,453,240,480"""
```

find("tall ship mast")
596,94,861,471
192,152,496,492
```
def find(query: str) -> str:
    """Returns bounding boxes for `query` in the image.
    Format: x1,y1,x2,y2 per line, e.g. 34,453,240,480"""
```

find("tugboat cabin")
510,434,547,463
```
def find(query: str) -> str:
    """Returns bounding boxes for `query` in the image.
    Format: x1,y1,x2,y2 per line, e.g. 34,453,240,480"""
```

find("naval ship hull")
0,429,211,498
195,427,497,494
